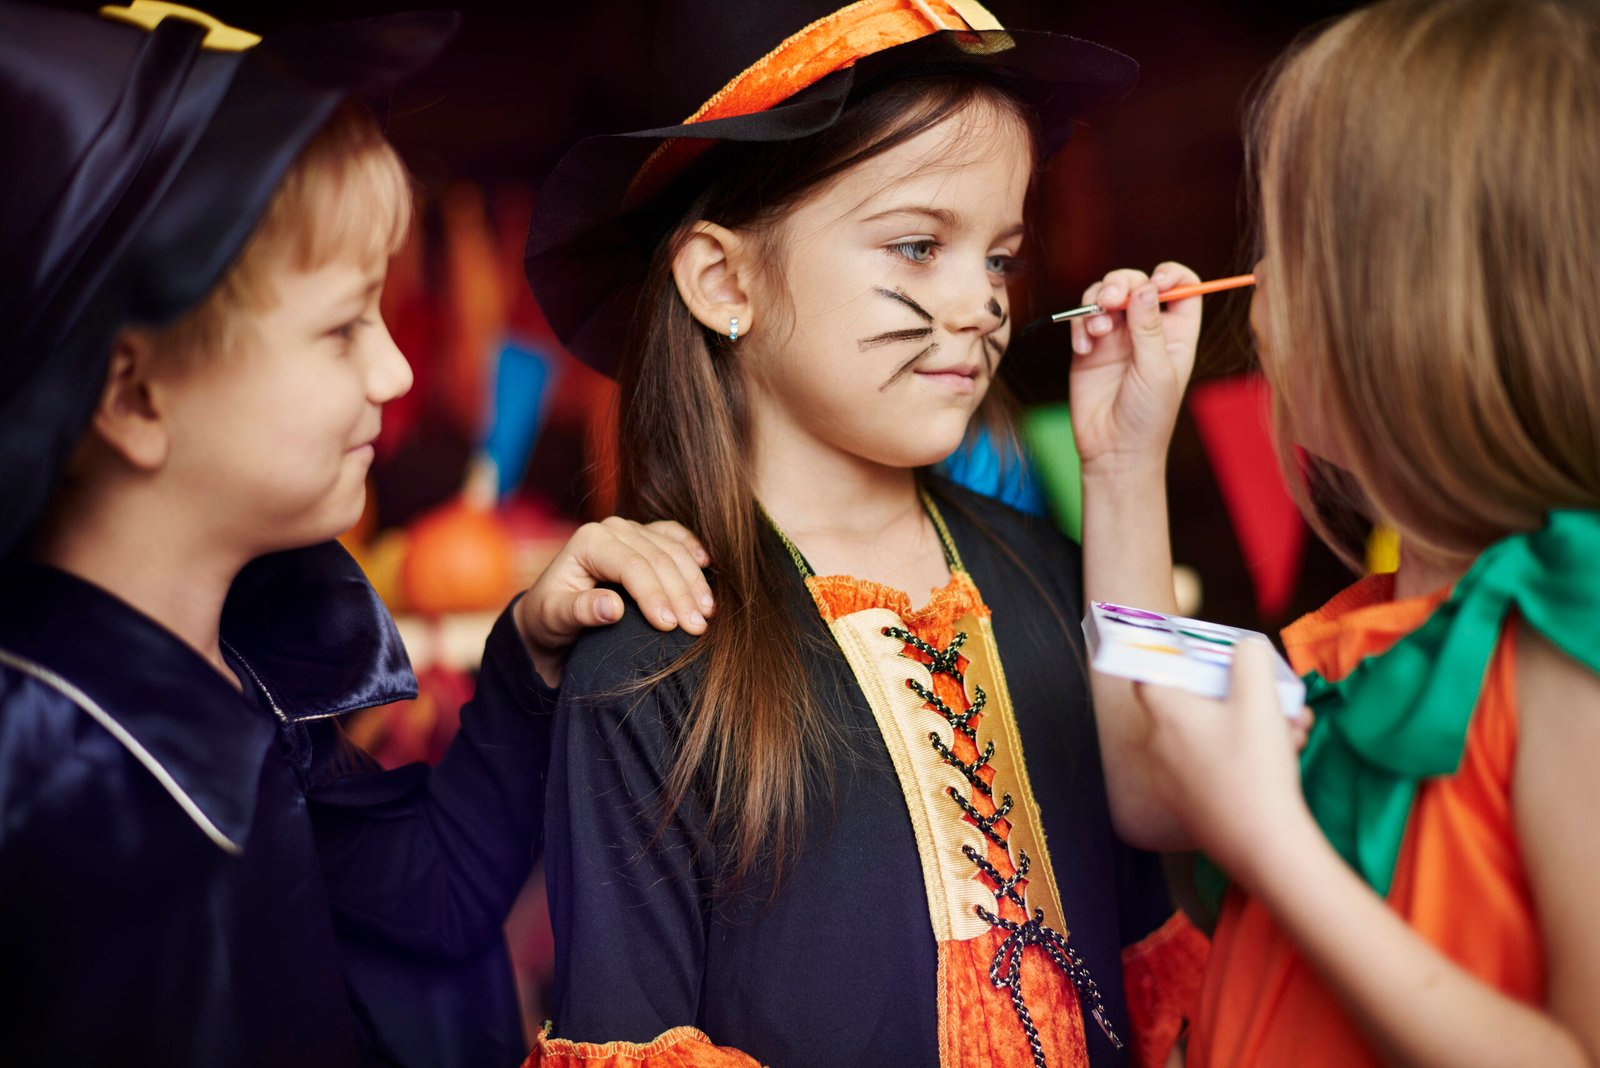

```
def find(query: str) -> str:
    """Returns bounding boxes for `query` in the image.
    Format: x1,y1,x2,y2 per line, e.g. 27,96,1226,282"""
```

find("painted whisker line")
983,335,1005,369
980,311,1007,371
874,285,934,323
880,343,938,391
858,327,935,351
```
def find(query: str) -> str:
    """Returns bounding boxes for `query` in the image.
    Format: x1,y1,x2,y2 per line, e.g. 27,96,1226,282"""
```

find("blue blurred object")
483,342,556,498
937,425,1048,517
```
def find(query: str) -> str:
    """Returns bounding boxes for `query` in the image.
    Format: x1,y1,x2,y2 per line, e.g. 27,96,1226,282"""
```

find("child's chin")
889,439,969,470
296,492,368,550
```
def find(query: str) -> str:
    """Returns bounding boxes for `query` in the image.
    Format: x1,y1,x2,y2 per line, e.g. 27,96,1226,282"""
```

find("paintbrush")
1021,273,1256,337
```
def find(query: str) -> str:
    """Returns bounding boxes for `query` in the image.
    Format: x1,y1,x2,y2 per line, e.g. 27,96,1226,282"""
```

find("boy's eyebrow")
860,205,1025,241
330,275,385,308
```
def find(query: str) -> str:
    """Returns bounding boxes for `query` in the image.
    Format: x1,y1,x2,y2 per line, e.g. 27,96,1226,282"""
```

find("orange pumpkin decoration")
401,497,516,616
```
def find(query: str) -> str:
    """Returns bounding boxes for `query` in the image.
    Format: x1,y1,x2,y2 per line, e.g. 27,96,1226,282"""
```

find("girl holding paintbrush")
1132,0,1600,1065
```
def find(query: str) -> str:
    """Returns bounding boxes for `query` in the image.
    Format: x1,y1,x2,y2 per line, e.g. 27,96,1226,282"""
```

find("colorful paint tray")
1083,601,1305,717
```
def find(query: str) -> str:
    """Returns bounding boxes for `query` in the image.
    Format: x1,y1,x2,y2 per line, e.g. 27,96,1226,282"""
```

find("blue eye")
987,253,1018,276
889,239,938,264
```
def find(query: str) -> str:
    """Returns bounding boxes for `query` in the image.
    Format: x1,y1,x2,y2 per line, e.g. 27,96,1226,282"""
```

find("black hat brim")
525,27,1137,377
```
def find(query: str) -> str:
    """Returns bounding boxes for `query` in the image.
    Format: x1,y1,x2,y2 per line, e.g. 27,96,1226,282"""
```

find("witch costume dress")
530,482,1207,1068
517,4,1208,1065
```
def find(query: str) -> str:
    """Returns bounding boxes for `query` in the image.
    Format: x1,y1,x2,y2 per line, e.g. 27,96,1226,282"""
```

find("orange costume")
1190,573,1544,1066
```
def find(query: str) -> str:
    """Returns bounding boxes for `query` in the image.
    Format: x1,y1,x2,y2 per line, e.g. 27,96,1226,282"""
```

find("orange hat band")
687,0,1003,124
626,0,1010,207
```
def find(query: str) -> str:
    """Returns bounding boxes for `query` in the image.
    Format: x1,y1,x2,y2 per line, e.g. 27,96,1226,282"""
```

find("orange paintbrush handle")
1047,273,1257,323
1157,273,1256,303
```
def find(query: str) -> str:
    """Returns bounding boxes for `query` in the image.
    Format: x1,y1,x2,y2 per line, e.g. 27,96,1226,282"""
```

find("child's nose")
942,266,1006,334
368,319,414,403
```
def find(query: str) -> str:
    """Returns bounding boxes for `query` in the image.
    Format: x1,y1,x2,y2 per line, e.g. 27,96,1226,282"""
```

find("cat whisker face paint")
880,344,940,392
982,303,1008,373
859,327,935,351
875,285,934,323
864,285,1007,388
867,286,941,391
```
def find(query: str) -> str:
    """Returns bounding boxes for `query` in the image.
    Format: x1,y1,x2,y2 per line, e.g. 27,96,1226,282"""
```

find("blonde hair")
157,101,413,359
1250,0,1600,567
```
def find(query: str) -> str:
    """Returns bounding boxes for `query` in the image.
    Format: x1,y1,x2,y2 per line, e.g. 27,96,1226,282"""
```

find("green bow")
1197,509,1600,909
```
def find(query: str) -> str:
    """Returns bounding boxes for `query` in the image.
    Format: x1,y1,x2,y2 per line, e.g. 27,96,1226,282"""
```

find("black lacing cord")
884,626,966,682
899,628,1125,1062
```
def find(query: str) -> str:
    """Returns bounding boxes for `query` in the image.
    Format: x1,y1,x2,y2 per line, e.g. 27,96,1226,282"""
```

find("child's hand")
1068,262,1202,476
1132,639,1318,889
514,518,714,686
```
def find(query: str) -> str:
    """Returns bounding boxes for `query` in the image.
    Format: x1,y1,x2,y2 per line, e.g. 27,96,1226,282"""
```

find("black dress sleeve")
542,607,715,1043
308,599,557,960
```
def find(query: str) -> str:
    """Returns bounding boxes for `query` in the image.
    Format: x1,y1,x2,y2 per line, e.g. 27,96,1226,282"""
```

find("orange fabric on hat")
1188,574,1545,1067
628,0,1000,205
684,0,988,126
522,1024,764,1068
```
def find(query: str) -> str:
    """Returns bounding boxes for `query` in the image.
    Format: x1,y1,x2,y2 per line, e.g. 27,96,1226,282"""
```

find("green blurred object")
1022,403,1083,542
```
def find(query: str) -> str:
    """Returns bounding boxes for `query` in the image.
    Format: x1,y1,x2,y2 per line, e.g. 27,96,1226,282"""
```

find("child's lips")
914,363,980,394
347,424,381,454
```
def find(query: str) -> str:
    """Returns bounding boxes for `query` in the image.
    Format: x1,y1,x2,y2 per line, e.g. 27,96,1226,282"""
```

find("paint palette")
1083,601,1305,717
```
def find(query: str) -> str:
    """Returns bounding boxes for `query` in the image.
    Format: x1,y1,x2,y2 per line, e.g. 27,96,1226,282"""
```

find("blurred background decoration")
42,0,1380,1036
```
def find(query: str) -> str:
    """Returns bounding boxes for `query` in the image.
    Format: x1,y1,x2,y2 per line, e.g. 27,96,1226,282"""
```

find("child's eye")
330,319,370,344
987,253,1022,276
888,239,938,264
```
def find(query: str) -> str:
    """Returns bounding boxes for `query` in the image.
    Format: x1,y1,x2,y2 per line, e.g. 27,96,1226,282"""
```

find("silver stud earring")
729,316,740,341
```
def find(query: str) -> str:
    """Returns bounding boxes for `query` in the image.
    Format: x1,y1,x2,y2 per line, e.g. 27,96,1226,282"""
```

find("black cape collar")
0,541,416,854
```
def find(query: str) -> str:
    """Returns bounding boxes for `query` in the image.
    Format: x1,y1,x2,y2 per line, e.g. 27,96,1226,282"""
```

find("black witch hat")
524,0,1137,377
0,1,455,559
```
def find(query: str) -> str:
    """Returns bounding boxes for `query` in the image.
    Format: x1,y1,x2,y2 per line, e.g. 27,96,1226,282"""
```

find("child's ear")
672,221,757,340
90,329,172,471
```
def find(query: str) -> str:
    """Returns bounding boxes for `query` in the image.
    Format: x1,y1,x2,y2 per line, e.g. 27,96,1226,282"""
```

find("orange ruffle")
1121,911,1210,1068
522,1024,764,1068
808,570,987,640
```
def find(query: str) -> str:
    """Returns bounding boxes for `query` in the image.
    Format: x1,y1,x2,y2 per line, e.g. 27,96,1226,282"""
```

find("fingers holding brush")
1067,262,1204,470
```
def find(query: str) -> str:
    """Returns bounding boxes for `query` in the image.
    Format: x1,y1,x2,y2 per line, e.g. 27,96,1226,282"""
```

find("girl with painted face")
1131,1,1600,1065
521,2,1210,1066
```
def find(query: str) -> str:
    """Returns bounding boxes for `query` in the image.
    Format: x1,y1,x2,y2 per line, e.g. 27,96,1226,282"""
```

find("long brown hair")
1248,0,1600,569
617,75,1036,893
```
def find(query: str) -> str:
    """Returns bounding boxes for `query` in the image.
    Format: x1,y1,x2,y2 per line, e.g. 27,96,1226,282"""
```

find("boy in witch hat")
0,3,717,1064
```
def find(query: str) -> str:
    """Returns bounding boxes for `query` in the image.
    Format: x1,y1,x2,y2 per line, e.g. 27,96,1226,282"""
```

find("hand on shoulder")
513,518,713,686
